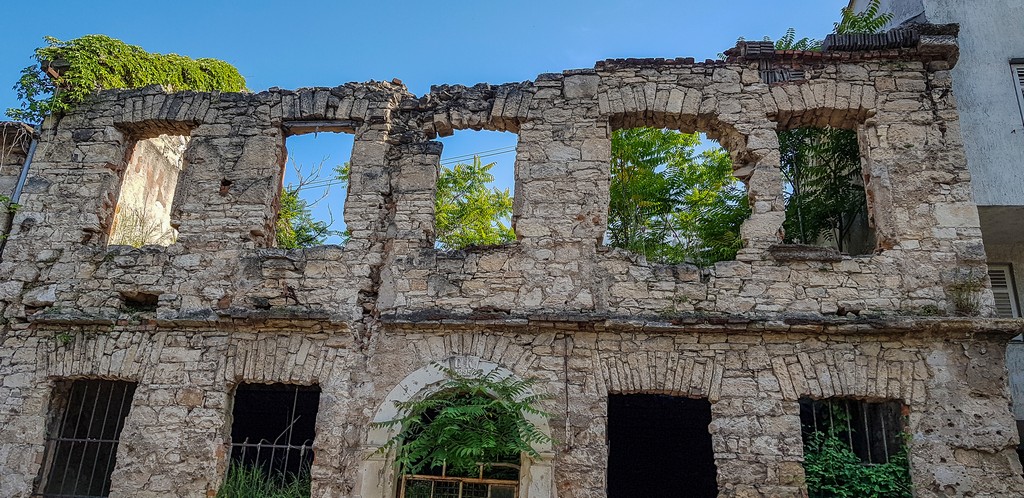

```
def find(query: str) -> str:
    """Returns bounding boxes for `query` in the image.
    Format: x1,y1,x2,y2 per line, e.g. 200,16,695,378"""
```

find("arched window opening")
606,128,749,266
374,368,550,498
780,127,874,256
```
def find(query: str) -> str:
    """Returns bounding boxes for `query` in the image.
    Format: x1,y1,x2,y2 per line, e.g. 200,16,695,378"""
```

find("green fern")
373,366,552,477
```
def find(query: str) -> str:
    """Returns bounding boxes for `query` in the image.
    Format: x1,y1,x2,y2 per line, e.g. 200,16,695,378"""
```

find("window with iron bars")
799,398,904,465
400,462,519,498
223,383,320,494
35,379,137,498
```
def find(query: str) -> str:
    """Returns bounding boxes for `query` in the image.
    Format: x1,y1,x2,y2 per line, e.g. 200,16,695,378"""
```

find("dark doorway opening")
607,394,718,498
228,383,321,479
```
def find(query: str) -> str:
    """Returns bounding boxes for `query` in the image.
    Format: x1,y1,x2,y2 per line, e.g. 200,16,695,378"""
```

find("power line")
285,148,518,191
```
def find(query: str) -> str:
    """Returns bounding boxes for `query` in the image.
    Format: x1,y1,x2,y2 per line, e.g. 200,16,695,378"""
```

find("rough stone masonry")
1,24,1023,497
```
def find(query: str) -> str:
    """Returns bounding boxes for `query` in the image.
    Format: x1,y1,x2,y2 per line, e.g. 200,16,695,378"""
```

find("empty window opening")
799,398,912,497
435,130,518,250
395,390,521,498
606,128,748,266
780,127,875,256
607,394,718,498
278,130,353,248
109,134,189,247
119,292,159,313
36,379,137,498
989,264,1020,318
224,383,320,496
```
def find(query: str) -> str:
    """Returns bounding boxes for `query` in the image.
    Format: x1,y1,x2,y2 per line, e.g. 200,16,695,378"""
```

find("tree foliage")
608,128,749,266
435,156,514,250
836,0,894,35
373,366,552,477
275,162,348,249
803,401,912,498
780,127,865,251
9,34,246,123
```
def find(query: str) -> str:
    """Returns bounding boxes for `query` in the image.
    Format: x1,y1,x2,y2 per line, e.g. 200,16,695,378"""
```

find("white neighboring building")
849,0,1024,459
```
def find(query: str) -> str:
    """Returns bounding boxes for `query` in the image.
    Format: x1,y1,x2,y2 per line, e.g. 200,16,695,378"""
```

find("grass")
217,463,311,498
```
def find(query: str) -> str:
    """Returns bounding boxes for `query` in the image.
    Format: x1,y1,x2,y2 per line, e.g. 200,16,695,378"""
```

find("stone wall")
2,25,1023,498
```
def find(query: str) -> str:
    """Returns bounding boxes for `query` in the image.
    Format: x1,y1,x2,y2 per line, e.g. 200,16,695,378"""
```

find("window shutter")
1014,64,1024,125
988,264,1019,318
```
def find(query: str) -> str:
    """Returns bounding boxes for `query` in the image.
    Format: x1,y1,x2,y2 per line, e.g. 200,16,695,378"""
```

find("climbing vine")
8,35,246,124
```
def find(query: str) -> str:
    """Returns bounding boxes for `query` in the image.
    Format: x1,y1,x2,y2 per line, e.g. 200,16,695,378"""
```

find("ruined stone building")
2,24,1024,498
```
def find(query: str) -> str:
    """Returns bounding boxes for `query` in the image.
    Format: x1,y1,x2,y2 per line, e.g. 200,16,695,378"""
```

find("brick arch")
768,350,927,404
360,357,554,498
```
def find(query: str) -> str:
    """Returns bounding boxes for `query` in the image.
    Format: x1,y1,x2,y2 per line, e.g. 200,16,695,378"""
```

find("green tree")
9,35,245,123
608,128,749,266
774,0,892,251
435,156,514,250
275,161,348,248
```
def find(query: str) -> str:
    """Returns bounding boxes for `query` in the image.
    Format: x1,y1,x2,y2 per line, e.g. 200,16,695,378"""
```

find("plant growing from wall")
373,366,551,477
8,35,246,124
802,401,912,498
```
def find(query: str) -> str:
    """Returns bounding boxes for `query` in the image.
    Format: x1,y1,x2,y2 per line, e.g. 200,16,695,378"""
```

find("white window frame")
989,263,1020,319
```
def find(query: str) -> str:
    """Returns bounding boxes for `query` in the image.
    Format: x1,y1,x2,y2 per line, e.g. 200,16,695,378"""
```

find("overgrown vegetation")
108,206,174,247
803,401,912,498
216,463,311,498
373,366,551,477
608,128,749,266
9,35,246,123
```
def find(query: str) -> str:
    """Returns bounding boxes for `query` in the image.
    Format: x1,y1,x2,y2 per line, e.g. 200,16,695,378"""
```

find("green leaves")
435,156,514,250
9,35,246,123
373,366,552,478
608,127,749,266
780,127,865,251
835,0,894,35
803,401,912,498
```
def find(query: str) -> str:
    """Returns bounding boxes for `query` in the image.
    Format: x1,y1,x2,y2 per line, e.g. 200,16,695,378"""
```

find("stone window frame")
360,358,554,498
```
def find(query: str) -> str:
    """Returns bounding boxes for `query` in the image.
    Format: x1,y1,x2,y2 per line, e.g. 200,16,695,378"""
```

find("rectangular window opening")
799,398,911,497
224,382,321,496
780,126,875,256
605,127,749,267
607,393,718,498
108,134,189,247
278,130,354,248
435,130,518,250
36,379,137,498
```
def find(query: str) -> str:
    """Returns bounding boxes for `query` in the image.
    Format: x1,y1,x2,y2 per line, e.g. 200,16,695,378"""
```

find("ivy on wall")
8,35,246,124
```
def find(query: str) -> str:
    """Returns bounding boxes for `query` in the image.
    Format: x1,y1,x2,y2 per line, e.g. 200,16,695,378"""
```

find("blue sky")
1,0,848,243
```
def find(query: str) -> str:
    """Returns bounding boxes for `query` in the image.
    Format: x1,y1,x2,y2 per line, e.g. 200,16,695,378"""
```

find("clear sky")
0,0,848,244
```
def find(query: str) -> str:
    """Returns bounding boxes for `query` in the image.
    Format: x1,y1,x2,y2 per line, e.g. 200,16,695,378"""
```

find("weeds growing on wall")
216,463,311,498
8,35,246,124
373,366,551,477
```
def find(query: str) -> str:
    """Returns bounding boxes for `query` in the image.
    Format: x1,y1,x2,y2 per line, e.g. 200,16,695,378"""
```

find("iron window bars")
799,398,904,465
35,379,137,498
